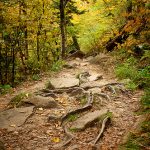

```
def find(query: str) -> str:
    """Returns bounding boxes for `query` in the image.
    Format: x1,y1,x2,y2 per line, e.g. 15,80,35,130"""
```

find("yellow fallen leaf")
10,124,16,127
38,108,43,111
52,137,60,143
25,93,29,97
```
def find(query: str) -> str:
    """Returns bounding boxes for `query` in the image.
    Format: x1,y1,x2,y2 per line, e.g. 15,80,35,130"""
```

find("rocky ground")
0,54,142,150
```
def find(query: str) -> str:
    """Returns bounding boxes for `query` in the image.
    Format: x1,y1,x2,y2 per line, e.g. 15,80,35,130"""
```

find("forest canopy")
0,0,149,86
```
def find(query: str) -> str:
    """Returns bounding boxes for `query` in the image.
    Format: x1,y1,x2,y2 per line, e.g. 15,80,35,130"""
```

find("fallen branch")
93,116,110,144
61,92,93,123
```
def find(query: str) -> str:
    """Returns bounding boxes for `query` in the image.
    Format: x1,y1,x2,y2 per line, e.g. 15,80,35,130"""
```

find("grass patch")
51,60,66,72
79,95,87,106
69,127,78,132
32,74,41,81
9,92,29,107
115,57,150,90
67,114,78,122
120,88,150,150
0,84,12,95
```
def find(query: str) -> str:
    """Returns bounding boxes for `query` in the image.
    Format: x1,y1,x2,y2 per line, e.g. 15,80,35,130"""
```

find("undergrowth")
115,57,150,91
114,50,150,150
0,84,12,95
9,92,30,108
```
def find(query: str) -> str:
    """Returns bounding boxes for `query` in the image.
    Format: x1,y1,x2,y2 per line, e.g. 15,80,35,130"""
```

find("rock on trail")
70,109,108,131
0,106,34,131
22,95,58,108
50,77,79,89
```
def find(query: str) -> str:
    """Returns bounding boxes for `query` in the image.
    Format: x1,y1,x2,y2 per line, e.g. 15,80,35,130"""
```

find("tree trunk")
60,0,66,58
72,36,80,51
11,46,15,86
105,0,133,51
0,45,3,84
37,31,40,61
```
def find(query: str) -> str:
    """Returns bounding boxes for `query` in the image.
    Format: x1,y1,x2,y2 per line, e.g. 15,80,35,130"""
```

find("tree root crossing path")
0,54,142,150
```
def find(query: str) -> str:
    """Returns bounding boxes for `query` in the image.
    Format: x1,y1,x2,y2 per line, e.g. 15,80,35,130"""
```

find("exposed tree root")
93,116,110,145
53,126,74,149
107,85,117,95
116,85,131,97
40,87,85,95
61,92,93,123
82,82,124,90
94,93,111,102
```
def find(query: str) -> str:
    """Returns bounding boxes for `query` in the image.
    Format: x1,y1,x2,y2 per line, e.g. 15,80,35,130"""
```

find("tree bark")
60,0,66,58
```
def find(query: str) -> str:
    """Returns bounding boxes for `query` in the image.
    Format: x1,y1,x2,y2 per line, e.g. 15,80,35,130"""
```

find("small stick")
93,116,110,144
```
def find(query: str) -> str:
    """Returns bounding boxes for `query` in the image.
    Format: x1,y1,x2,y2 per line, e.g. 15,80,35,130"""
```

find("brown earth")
0,53,142,150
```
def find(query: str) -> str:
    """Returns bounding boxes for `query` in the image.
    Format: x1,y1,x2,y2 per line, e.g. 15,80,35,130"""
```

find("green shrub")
0,84,12,95
141,89,150,112
125,81,138,91
115,64,138,81
32,74,40,81
9,93,27,107
135,66,150,89
51,60,65,72
67,114,78,122
115,57,150,90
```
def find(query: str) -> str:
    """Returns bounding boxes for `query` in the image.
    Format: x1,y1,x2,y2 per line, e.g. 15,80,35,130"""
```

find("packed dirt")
0,54,142,150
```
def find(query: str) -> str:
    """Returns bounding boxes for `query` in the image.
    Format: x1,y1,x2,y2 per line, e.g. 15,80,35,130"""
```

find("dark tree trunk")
60,0,66,58
11,47,15,86
72,36,80,51
127,0,132,13
37,22,42,61
0,45,3,84
105,0,133,52
37,31,40,61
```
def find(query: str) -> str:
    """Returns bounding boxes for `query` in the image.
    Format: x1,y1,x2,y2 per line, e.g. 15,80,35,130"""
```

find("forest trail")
0,54,142,150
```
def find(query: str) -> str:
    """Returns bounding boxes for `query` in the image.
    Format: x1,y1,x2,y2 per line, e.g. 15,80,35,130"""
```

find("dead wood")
61,92,93,123
106,31,129,52
93,116,110,144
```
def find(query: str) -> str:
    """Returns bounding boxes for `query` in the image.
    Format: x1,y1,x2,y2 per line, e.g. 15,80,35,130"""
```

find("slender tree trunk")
127,0,132,13
18,2,26,73
72,36,80,51
5,48,8,83
0,45,3,84
37,22,42,61
60,0,66,58
37,31,40,61
11,46,15,86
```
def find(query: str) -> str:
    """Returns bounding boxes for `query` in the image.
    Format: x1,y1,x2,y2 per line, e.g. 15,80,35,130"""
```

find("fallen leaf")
52,137,60,143
38,108,43,111
10,124,16,127
25,93,29,97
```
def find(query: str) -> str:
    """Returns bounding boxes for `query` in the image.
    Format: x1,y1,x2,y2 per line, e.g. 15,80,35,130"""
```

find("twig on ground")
93,116,110,145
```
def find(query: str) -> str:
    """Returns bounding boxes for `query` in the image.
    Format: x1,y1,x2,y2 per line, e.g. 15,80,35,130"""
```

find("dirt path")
0,54,142,150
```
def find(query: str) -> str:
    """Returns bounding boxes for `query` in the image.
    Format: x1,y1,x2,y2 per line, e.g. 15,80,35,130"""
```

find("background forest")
0,0,150,149
0,0,149,86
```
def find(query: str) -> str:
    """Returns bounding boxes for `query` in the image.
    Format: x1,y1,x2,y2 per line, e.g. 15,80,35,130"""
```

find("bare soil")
0,54,142,150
